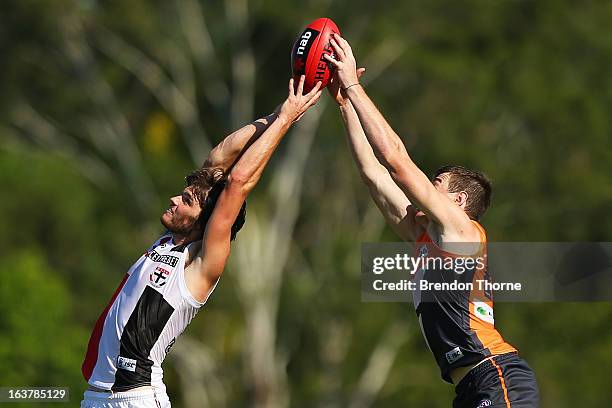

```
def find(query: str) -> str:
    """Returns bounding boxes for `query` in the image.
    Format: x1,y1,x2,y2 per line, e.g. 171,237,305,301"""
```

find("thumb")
357,67,366,79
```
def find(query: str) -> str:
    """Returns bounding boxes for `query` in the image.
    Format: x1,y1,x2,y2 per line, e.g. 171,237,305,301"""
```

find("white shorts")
80,388,171,408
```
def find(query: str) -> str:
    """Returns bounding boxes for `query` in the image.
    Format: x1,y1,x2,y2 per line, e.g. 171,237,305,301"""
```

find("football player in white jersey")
81,77,322,408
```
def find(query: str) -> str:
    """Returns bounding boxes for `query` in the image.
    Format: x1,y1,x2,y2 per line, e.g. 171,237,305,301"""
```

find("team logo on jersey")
150,266,171,288
473,301,495,324
476,400,492,407
445,347,464,364
117,356,137,372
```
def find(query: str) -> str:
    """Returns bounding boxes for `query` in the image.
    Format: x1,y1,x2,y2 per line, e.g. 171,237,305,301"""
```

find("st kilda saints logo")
150,266,171,288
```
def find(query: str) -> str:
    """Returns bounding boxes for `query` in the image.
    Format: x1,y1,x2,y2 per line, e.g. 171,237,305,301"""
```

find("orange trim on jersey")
491,358,511,408
472,220,487,243
468,222,517,355
417,220,487,258
469,302,517,355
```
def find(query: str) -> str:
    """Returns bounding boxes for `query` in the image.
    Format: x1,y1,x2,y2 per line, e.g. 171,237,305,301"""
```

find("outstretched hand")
328,67,366,106
279,75,323,124
324,33,360,90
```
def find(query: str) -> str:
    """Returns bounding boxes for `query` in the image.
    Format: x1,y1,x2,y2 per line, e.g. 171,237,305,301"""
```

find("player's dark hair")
185,167,246,241
433,165,492,220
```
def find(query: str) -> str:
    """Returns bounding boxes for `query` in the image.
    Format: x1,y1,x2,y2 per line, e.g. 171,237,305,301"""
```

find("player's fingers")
302,93,320,112
357,67,366,79
323,53,340,67
303,91,322,110
288,77,295,95
307,81,323,98
335,35,356,61
329,38,345,59
297,74,305,95
294,112,306,122
330,37,345,56
311,90,323,104
332,33,351,51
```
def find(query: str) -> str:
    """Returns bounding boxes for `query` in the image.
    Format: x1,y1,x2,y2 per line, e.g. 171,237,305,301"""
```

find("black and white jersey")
81,233,216,391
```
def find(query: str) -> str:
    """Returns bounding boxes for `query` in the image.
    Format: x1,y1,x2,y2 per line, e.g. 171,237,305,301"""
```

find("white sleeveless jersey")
81,233,216,391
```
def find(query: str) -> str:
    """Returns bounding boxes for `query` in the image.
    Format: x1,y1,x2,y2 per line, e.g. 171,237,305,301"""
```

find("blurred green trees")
1,0,612,407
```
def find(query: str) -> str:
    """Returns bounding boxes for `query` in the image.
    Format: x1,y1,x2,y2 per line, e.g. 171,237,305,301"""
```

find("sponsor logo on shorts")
473,301,495,324
117,356,137,372
476,399,492,407
445,346,464,364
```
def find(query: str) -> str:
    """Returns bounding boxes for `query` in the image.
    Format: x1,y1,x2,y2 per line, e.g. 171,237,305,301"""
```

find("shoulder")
429,218,483,254
471,220,487,242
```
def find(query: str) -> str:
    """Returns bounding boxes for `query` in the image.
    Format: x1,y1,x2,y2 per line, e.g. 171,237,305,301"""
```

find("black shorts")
453,352,539,408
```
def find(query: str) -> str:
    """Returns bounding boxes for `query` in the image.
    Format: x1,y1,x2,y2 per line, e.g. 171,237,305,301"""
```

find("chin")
160,215,199,237
160,213,173,230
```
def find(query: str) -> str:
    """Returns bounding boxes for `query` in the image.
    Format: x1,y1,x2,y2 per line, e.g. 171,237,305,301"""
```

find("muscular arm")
345,84,474,240
325,35,476,241
189,78,322,301
339,101,422,241
203,111,278,173
190,115,292,300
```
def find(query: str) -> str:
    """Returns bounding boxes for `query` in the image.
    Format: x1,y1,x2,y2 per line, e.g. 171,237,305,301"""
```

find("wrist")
341,82,360,92
345,83,364,101
276,112,292,128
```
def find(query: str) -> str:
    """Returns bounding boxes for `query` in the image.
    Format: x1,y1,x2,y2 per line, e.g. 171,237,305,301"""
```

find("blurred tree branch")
61,14,158,212
167,335,226,408
91,25,210,166
6,105,113,188
349,322,410,408
175,0,230,114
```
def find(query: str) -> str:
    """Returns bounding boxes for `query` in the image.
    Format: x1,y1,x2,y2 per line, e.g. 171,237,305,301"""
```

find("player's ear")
455,191,469,208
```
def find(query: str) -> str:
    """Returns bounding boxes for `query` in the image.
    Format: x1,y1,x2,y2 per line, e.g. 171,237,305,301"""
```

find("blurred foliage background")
1,0,612,407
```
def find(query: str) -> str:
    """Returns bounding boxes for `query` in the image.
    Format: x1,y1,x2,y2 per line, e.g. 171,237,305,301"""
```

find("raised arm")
324,35,476,242
203,110,280,173
329,71,422,241
189,77,322,301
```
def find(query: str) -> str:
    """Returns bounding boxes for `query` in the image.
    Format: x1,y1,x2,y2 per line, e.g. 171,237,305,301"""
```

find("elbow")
389,162,421,192
377,151,405,175
370,136,406,173
227,171,249,184
383,154,420,188
359,164,383,186
384,140,415,177
227,172,249,187
204,146,222,167
226,173,252,196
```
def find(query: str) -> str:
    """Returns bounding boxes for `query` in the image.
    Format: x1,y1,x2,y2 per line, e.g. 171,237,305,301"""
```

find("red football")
291,18,341,93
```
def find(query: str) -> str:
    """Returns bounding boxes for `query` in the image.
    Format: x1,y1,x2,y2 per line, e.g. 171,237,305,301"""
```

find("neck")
171,231,199,247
